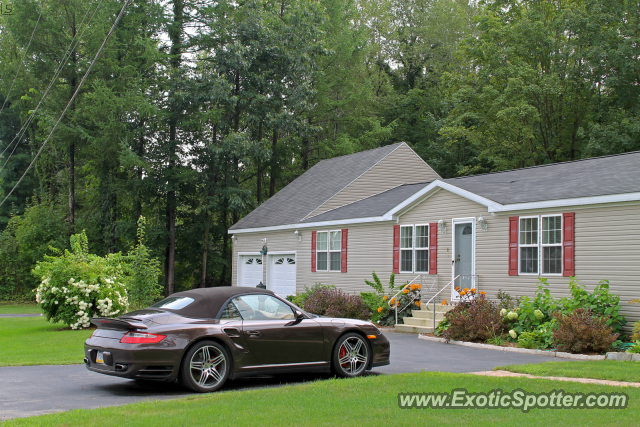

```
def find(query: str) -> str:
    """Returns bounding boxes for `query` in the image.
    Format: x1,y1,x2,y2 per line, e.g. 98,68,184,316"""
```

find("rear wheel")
179,340,230,393
331,333,369,378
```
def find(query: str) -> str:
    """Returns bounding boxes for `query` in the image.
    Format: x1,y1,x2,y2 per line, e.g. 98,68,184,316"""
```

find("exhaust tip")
115,364,128,371
84,358,89,365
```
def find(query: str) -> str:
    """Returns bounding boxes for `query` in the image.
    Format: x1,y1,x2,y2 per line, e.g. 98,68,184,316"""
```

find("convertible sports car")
84,287,390,392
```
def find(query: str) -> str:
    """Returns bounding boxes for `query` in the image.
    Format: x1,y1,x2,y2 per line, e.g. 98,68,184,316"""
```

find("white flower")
507,311,518,320
77,311,85,316
69,278,75,284
509,330,518,339
500,308,507,317
54,301,58,305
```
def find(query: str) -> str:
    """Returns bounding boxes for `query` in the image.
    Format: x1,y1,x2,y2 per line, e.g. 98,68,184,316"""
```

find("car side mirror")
295,310,304,321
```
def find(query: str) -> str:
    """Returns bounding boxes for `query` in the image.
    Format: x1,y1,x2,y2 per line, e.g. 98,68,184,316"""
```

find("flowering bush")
303,286,371,320
364,272,421,326
33,231,129,329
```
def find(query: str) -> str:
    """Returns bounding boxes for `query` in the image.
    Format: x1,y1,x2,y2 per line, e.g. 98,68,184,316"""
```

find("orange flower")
442,299,448,305
383,295,389,301
403,289,409,294
417,284,421,289
462,288,469,293
415,301,421,307
480,291,486,296
378,307,383,313
460,290,467,296
455,287,460,291
470,288,476,294
390,298,396,305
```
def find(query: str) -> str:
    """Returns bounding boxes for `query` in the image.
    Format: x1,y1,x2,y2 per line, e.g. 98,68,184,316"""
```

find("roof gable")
230,143,405,230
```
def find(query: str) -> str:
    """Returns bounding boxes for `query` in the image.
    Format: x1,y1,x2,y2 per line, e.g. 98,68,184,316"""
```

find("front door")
233,294,324,365
452,222,474,300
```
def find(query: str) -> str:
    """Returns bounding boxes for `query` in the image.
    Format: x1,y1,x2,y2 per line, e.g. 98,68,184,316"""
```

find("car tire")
179,340,231,393
331,332,370,378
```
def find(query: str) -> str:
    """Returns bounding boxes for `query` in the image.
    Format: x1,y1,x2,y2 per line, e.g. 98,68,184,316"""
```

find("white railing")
424,275,460,331
387,274,423,326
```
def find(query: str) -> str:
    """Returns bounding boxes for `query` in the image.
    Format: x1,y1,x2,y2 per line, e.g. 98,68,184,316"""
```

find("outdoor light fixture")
438,219,446,234
477,216,487,231
231,235,237,244
294,230,301,241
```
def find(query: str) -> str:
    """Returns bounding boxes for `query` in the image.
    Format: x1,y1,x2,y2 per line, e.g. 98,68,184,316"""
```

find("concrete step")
412,311,447,321
394,324,435,334
420,304,454,313
403,317,444,327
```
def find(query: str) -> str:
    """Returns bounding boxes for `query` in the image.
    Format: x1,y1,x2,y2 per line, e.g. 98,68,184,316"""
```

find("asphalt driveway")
0,332,560,421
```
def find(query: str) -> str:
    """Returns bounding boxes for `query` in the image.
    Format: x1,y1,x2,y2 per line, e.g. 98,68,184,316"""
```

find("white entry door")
270,255,297,297
240,256,263,288
452,222,474,300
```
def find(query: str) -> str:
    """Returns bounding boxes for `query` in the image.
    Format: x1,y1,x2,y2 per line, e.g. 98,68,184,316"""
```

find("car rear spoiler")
91,317,148,330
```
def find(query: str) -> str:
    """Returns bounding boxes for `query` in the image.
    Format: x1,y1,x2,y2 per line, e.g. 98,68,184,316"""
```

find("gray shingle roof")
443,151,640,205
229,143,404,230
300,182,431,223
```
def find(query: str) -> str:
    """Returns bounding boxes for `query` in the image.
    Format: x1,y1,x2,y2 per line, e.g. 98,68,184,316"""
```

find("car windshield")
150,296,194,310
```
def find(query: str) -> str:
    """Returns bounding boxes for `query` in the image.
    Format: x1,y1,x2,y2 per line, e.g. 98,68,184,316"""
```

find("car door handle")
246,331,261,337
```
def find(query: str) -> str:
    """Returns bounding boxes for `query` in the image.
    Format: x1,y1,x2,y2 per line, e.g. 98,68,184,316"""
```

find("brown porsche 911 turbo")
84,287,390,392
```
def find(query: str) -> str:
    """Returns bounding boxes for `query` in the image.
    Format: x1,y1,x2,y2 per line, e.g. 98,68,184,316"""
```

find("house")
228,142,640,326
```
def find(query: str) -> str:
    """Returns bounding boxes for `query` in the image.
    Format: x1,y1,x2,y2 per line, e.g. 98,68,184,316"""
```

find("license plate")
96,351,104,364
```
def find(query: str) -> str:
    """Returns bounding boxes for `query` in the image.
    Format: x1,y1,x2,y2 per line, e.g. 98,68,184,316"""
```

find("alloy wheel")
189,345,227,389
338,337,368,375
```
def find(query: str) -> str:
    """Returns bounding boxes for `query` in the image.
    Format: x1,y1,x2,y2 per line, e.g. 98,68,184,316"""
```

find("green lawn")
496,360,640,383
3,371,637,426
0,317,91,366
0,303,41,314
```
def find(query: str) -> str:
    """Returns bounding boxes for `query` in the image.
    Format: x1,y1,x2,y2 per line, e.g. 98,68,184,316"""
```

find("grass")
0,302,41,314
0,317,91,366
496,360,640,383
3,371,638,426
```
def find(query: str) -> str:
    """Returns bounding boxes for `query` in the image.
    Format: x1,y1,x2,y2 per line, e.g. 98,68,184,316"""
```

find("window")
233,295,295,320
220,302,242,320
415,225,429,273
150,296,194,310
399,225,429,274
400,226,413,272
518,215,562,275
519,217,539,274
542,215,562,274
316,230,341,271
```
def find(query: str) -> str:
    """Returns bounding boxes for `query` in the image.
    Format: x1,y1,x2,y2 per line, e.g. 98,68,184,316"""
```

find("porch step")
403,317,443,327
411,311,447,321
394,324,435,334
420,305,454,312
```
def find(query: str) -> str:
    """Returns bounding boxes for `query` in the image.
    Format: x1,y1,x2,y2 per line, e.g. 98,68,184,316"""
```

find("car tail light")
120,332,166,344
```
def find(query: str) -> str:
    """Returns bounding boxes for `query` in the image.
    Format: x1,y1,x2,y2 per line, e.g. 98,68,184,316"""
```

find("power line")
0,0,103,166
0,2,45,117
0,0,132,208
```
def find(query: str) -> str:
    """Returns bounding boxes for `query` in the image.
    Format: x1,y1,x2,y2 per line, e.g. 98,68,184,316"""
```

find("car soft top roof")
152,286,275,319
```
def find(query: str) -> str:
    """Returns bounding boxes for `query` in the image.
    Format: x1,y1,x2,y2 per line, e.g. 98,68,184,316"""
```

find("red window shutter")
508,217,519,276
563,212,575,277
311,231,317,272
429,223,437,274
341,229,348,273
392,225,400,274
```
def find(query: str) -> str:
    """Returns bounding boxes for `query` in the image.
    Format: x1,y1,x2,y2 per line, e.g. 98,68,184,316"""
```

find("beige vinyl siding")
306,143,440,219
232,189,640,330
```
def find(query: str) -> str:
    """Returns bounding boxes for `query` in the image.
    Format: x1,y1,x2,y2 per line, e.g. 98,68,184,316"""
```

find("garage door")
240,256,263,288
270,255,296,297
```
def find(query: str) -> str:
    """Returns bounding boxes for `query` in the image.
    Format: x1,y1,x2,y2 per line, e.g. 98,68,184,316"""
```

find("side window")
233,295,295,320
220,302,242,320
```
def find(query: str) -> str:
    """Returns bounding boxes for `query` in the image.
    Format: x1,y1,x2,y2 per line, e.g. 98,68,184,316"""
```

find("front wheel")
179,340,230,393
331,333,370,378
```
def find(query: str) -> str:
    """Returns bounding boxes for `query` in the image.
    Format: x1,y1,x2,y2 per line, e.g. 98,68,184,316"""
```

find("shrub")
288,283,335,308
496,289,521,311
627,342,640,354
360,292,385,323
560,278,626,335
442,295,506,343
124,217,162,310
516,321,556,349
552,308,619,354
303,287,371,320
33,232,129,329
364,272,421,326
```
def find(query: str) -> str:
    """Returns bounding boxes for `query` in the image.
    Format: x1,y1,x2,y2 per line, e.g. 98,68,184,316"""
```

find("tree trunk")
302,118,311,171
269,129,278,197
200,211,210,288
256,120,263,203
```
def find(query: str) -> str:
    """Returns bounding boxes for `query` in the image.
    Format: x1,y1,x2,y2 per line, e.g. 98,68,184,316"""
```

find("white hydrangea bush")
36,275,129,329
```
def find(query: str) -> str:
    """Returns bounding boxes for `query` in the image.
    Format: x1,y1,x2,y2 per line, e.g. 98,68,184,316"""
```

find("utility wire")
0,0,132,208
0,0,103,166
0,2,45,117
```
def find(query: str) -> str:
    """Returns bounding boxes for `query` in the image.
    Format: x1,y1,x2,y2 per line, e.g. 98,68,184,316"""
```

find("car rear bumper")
84,336,183,381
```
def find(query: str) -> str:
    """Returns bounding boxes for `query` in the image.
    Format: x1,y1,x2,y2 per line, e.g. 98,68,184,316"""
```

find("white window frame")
541,214,563,276
399,225,414,273
398,224,430,274
414,224,430,274
316,230,342,272
518,216,540,275
518,215,563,276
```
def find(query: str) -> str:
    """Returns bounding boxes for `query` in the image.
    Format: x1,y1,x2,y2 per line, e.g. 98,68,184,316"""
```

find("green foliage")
517,321,556,350
124,217,162,310
33,231,129,329
302,287,371,320
364,272,420,326
626,342,640,354
560,278,626,335
442,295,506,343
495,289,521,311
288,283,335,309
360,292,385,323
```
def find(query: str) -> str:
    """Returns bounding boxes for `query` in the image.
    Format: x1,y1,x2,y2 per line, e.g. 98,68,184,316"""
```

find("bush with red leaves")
442,295,506,342
552,308,619,354
303,286,371,320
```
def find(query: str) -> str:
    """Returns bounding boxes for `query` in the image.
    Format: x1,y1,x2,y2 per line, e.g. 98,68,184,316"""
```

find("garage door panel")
271,255,296,297
240,256,263,288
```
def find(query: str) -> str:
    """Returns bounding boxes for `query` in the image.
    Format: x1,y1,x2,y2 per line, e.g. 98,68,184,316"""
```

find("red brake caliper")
339,345,348,368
